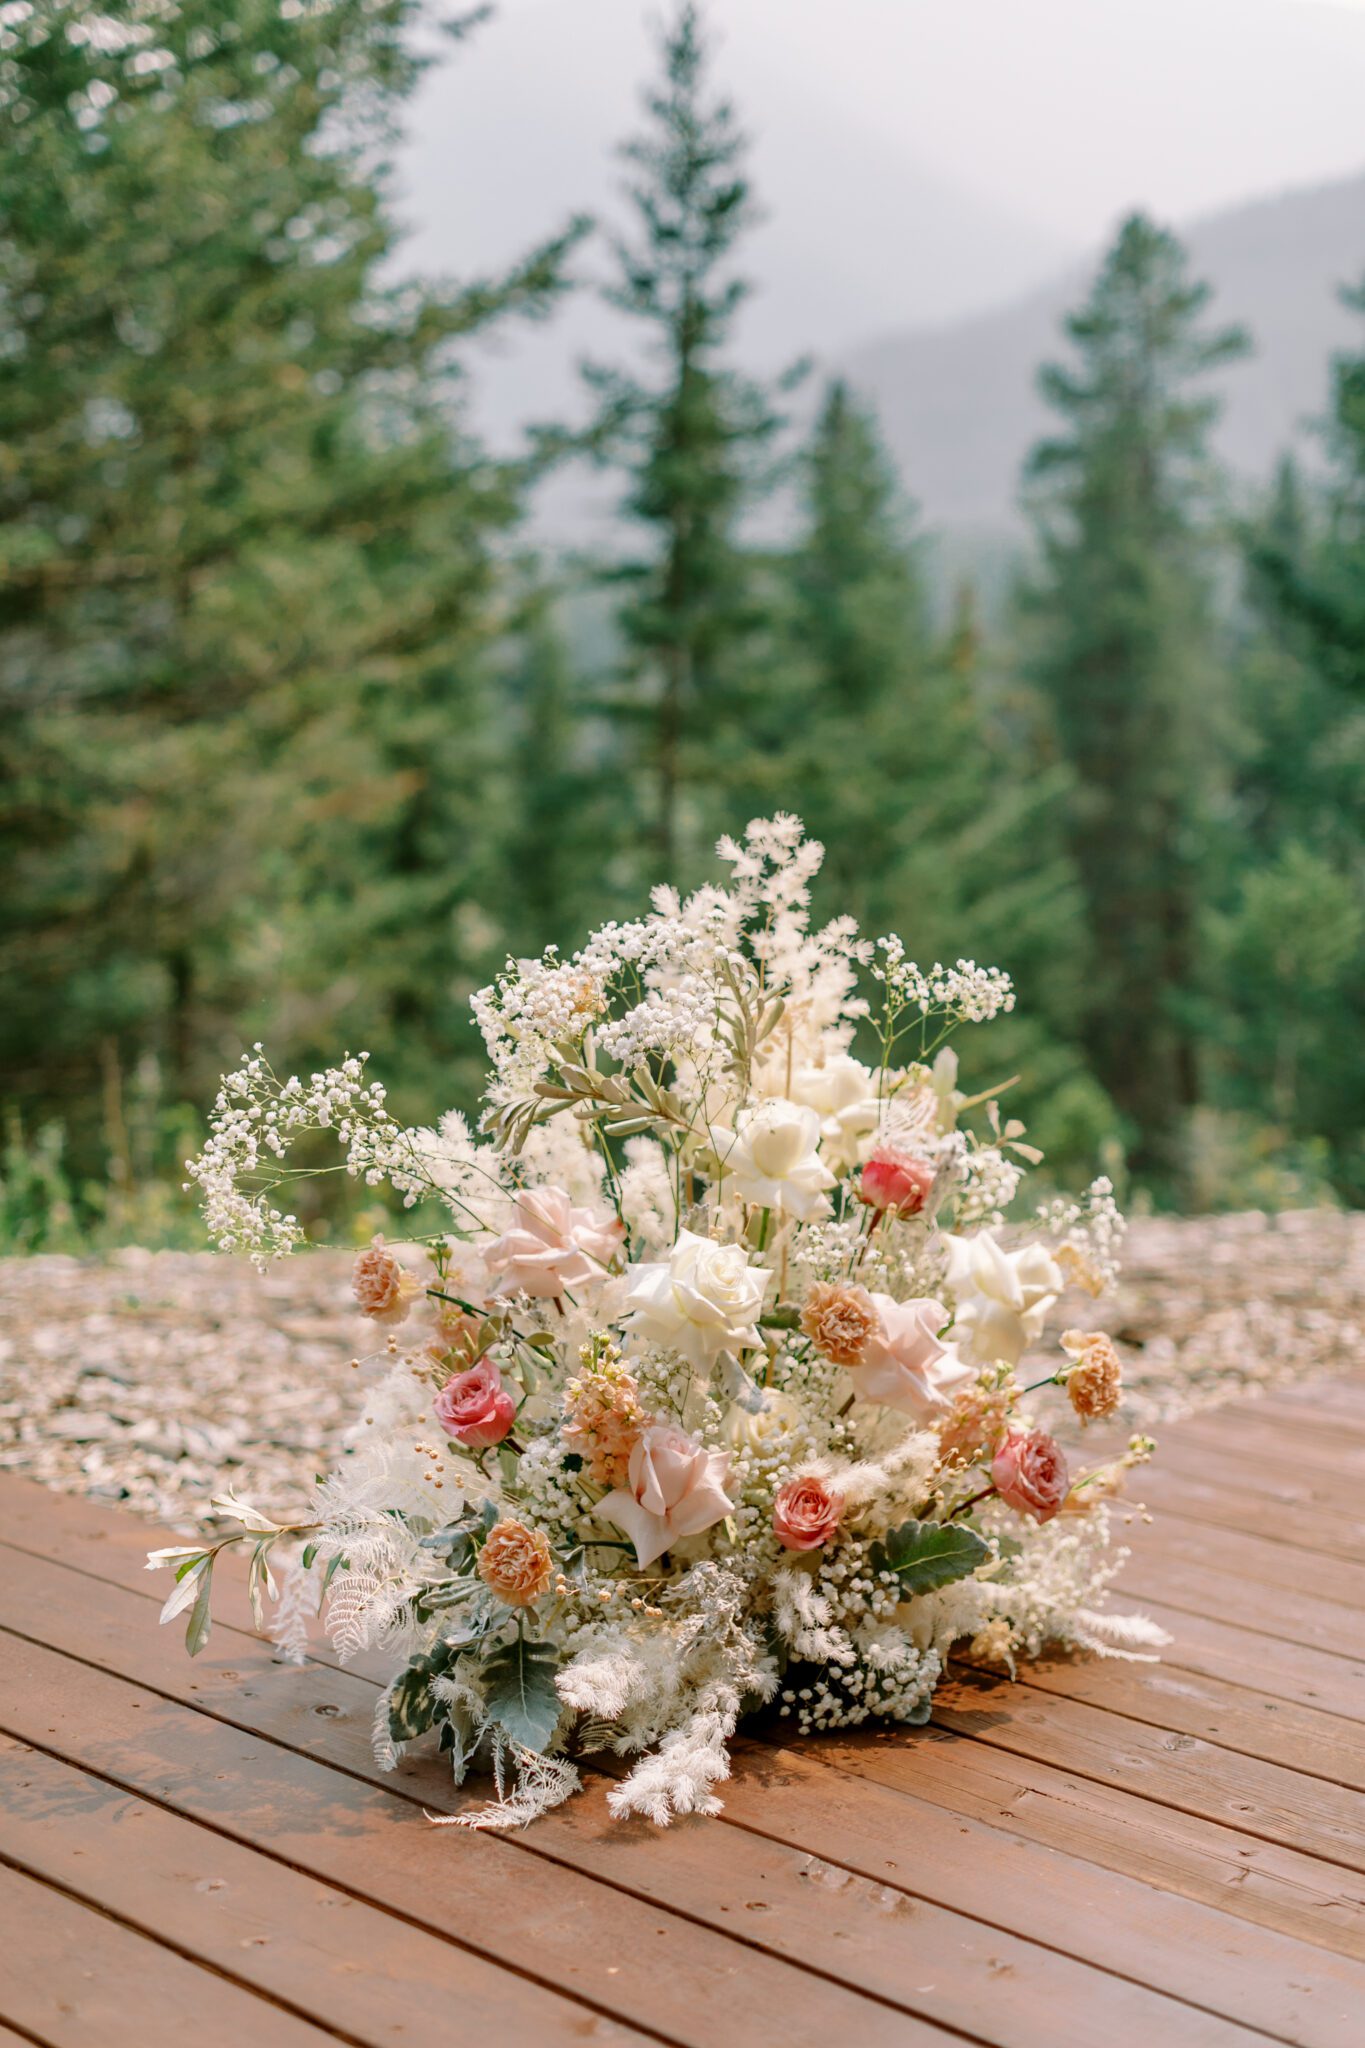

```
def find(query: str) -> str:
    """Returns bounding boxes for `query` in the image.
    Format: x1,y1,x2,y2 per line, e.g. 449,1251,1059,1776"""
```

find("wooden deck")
2,1376,1364,2048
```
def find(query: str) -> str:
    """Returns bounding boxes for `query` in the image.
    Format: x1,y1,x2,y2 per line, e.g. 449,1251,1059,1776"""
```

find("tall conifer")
1021,215,1247,1181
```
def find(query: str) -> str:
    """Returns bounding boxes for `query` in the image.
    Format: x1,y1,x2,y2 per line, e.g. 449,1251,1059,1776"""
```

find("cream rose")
845,1294,975,1419
721,1388,804,1456
597,1423,735,1568
709,1099,836,1221
943,1230,1063,1367
788,1054,882,1172
624,1228,770,1369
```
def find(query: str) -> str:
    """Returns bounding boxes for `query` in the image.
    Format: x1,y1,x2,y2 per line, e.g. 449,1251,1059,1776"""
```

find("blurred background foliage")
1,0,1361,1249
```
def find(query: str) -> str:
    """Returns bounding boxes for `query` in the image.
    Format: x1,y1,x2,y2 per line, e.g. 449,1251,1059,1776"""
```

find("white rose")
710,1098,836,1221
624,1228,771,1370
943,1229,1063,1366
789,1055,883,1172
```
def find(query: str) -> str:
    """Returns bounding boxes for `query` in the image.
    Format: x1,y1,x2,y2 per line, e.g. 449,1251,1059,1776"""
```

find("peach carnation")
1061,1329,1123,1422
477,1520,554,1607
800,1281,878,1367
351,1240,419,1325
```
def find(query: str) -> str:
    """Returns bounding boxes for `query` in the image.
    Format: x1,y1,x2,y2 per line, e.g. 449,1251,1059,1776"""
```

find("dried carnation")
478,1520,554,1607
352,1240,419,1324
800,1280,878,1367
1061,1329,1123,1422
563,1342,646,1484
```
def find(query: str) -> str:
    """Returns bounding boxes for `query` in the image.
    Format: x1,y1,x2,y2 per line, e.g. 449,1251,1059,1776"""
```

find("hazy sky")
395,0,1365,439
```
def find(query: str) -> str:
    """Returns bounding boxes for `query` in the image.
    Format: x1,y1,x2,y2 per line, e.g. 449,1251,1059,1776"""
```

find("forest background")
2,0,1362,1251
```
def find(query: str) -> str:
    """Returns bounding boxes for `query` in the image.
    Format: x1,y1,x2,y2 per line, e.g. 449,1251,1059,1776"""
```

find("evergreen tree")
1219,296,1365,1195
585,1,794,875
1020,214,1248,1184
0,0,582,1167
778,380,1109,1168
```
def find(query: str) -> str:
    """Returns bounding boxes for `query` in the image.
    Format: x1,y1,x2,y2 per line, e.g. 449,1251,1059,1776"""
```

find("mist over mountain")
845,170,1365,537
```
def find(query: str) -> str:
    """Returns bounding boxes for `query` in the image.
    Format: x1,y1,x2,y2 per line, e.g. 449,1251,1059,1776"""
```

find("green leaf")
481,1635,561,1754
301,1542,318,1570
871,1518,990,1595
387,1642,456,1744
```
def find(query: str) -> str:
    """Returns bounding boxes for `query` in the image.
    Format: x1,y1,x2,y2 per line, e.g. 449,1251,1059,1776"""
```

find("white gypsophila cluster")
956,1145,1025,1229
186,1048,399,1261
161,814,1161,1835
872,936,1015,1024
1036,1175,1128,1294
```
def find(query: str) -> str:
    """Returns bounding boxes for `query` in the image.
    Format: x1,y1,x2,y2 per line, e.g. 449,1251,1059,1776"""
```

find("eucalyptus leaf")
387,1642,456,1744
481,1635,562,1754
871,1518,991,1595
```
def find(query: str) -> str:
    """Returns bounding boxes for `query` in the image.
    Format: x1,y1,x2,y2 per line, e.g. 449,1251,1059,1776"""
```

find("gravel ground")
2,1209,1362,1535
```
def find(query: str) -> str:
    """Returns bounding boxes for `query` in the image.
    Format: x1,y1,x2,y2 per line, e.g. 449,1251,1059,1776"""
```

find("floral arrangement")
152,816,1161,1828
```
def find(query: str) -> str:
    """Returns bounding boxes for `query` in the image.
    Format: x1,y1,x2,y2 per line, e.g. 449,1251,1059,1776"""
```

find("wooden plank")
1245,1387,1365,1435
1130,1508,1365,1611
1135,1465,1365,1567
8,1534,1365,1882
0,1860,334,2048
964,1648,1365,1792
0,1737,653,2048
0,1632,962,2048
807,1725,1365,1961
10,1548,1365,2031
1141,1435,1364,1521
1171,1410,1365,1483
704,1740,1365,2048
0,1646,1315,2048
1112,1549,1365,1664
1123,1593,1365,1724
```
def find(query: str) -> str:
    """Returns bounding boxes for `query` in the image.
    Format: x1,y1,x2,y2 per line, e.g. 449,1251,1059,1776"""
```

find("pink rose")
484,1186,624,1298
433,1357,517,1449
857,1147,936,1218
597,1423,734,1569
772,1475,844,1551
992,1426,1069,1523
845,1294,975,1420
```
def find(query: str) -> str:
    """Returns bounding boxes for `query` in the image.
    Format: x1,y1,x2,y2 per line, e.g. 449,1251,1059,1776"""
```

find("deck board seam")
1,1617,1351,2042
0,1851,356,2048
0,1722,690,2048
0,1634,1000,2048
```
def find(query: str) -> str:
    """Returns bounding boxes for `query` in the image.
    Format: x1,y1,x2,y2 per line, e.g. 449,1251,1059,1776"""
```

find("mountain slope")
844,170,1365,533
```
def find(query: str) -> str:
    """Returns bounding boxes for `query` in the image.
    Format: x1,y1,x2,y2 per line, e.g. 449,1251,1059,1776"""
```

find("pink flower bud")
857,1147,936,1218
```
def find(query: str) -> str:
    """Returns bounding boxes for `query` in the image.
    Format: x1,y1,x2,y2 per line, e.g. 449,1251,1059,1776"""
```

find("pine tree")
0,1,582,1167
585,1,795,875
1220,294,1365,1195
1020,214,1248,1184
777,380,1107,1167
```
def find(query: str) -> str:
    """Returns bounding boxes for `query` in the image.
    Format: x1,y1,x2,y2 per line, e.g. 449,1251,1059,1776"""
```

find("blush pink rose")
433,1357,516,1449
991,1426,1070,1523
857,1147,936,1218
772,1475,844,1551
597,1423,734,1569
484,1185,624,1298
845,1294,975,1421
